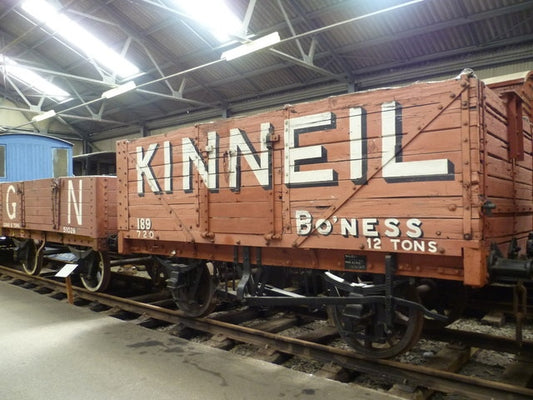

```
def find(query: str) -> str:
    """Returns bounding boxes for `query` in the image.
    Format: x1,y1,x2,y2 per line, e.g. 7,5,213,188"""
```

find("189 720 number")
136,217,154,238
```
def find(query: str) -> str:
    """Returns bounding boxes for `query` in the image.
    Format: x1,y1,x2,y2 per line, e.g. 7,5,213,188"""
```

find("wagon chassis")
11,237,157,292
162,249,448,358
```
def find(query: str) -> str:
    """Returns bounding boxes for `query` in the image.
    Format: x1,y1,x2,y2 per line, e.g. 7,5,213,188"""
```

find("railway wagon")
0,176,117,291
0,132,73,182
117,71,533,358
73,151,116,176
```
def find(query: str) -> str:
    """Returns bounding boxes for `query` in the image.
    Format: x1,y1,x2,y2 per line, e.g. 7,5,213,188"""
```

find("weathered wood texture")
484,72,533,253
0,176,117,249
117,74,533,286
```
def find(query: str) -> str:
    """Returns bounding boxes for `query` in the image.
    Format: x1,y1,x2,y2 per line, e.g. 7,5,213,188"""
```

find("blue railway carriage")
0,133,73,182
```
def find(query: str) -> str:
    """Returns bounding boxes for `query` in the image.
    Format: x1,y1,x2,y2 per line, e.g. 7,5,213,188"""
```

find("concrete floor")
0,279,401,400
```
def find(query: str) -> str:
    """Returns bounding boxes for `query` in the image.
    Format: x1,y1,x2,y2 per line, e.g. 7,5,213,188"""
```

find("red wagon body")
117,73,533,288
0,176,117,249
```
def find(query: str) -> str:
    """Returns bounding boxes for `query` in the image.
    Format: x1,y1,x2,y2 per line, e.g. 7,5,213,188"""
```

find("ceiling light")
32,109,56,122
173,0,243,42
221,32,281,61
0,55,70,100
21,0,140,78
101,81,137,99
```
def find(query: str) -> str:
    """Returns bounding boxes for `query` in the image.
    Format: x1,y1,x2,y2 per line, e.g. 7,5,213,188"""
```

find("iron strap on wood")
292,77,471,248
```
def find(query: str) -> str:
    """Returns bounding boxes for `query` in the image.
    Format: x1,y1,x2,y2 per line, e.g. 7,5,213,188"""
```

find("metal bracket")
236,246,251,300
513,282,527,347
385,254,397,327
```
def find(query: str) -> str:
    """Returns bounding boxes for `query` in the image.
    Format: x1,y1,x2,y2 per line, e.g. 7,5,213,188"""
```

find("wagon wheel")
418,280,466,330
79,251,111,292
330,284,424,359
173,263,216,317
15,239,44,276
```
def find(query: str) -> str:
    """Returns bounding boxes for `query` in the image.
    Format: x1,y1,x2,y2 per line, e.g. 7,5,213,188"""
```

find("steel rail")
1,265,532,400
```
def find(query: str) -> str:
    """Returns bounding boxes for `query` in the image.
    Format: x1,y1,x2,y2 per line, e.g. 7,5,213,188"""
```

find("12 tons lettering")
295,210,439,253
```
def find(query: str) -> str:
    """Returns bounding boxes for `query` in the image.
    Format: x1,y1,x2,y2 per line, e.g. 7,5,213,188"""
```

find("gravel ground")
356,316,533,398
274,315,531,399
161,309,532,399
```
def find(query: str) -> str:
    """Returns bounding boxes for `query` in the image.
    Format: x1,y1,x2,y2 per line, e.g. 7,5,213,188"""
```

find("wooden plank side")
0,181,25,229
288,173,464,201
209,216,273,235
209,201,274,218
54,177,98,238
0,177,117,243
490,198,533,214
484,86,507,121
95,177,118,237
485,154,533,188
484,113,508,158
482,79,533,246
117,77,492,283
485,215,533,239
124,215,196,233
292,196,464,218
486,175,531,200
3,180,54,231
116,139,130,231
120,77,467,235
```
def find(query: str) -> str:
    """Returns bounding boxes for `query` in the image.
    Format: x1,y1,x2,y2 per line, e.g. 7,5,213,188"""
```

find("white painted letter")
163,141,172,193
384,218,401,237
362,218,379,237
340,218,358,237
228,123,271,190
136,144,161,195
284,112,336,187
6,185,17,220
67,180,83,225
349,107,366,184
406,218,423,238
381,101,453,181
295,210,313,235
182,132,218,191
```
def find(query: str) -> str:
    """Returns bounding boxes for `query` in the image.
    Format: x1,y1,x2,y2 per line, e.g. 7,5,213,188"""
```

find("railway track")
1,264,532,400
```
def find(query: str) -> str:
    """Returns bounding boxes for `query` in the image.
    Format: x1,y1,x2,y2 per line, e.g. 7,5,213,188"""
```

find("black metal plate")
344,254,366,271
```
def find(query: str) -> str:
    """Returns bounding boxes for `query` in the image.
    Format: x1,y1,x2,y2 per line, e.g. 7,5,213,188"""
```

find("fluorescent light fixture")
0,55,70,100
221,32,281,61
32,109,56,122
21,0,139,78
173,0,243,42
101,81,136,99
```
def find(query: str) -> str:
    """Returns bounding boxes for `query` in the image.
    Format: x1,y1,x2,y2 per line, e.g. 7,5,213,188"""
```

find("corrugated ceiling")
0,0,532,147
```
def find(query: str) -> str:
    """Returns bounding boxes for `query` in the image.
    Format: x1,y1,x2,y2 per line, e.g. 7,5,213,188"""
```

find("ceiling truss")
0,0,531,146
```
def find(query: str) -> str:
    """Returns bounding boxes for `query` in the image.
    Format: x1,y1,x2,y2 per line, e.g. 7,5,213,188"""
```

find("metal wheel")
173,263,216,317
79,251,111,292
15,239,44,276
418,280,466,330
330,283,424,359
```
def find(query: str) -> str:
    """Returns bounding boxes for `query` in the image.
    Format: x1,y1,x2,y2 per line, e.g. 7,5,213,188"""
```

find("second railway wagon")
0,132,73,182
118,71,531,357
0,176,117,291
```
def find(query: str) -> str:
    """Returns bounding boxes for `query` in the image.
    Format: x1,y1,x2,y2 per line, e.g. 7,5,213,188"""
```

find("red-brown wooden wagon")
118,71,531,357
0,176,117,291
